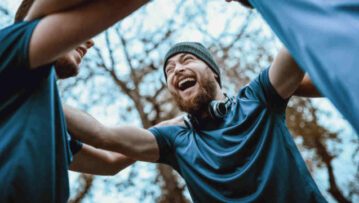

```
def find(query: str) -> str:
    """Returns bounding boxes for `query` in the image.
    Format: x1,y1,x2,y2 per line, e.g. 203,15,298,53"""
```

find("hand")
155,115,186,127
224,0,253,8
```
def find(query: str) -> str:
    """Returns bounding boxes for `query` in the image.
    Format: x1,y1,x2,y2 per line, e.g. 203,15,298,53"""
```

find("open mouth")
76,47,87,58
177,77,197,91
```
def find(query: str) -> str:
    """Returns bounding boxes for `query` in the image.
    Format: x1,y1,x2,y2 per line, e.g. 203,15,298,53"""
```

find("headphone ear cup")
208,96,231,119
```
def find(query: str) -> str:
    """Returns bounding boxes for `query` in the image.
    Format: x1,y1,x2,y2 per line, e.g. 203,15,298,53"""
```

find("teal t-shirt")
0,20,82,202
149,68,326,203
248,0,359,134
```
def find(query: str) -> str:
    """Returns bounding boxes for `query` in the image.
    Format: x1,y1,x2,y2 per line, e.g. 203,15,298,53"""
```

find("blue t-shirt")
149,68,326,203
248,0,359,134
0,20,82,202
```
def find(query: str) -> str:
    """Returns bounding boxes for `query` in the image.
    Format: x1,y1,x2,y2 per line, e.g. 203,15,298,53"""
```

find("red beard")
171,76,218,116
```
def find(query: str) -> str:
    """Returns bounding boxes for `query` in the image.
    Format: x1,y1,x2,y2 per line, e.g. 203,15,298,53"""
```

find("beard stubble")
171,76,218,116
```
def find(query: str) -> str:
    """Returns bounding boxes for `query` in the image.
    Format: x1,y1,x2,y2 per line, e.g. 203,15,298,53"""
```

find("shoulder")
149,125,186,142
236,67,288,112
0,20,41,41
0,20,42,72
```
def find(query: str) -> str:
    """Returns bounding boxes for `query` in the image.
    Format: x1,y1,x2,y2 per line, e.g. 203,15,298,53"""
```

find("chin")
54,57,80,79
174,90,212,115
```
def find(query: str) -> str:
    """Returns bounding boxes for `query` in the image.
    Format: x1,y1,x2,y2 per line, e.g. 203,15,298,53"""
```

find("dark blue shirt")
248,0,359,134
0,20,82,202
149,68,326,203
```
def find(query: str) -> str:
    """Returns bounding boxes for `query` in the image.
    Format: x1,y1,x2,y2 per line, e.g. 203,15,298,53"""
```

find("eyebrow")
167,53,193,64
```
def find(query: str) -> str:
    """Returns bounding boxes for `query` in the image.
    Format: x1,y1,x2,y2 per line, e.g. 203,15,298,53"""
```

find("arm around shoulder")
28,0,149,69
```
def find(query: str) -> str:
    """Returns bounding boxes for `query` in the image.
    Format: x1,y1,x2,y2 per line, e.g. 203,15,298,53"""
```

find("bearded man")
0,0,150,202
64,42,327,202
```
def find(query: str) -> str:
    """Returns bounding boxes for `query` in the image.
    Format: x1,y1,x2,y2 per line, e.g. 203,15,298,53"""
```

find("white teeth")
178,78,195,87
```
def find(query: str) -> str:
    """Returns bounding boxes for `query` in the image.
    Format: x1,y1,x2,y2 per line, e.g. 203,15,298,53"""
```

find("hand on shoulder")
154,115,186,127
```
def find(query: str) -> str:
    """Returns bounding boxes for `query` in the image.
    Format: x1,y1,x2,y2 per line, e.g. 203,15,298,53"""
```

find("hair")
14,0,35,22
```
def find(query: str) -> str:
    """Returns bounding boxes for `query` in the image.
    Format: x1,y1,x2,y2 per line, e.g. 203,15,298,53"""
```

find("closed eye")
166,66,174,75
183,56,194,63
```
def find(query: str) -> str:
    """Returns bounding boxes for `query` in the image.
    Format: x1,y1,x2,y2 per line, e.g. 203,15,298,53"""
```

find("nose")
174,64,185,75
85,39,95,48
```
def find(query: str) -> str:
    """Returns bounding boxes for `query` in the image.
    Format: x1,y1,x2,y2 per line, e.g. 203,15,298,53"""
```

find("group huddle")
1,0,358,202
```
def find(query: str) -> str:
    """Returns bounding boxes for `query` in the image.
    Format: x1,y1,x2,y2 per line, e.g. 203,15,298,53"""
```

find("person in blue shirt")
64,42,326,202
0,0,150,202
225,0,359,135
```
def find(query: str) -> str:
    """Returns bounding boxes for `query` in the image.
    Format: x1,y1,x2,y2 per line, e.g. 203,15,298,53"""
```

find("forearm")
25,0,88,21
70,144,136,176
63,104,105,146
63,104,159,162
293,74,322,97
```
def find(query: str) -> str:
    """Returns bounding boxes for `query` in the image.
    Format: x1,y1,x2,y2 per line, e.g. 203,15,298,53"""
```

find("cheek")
69,50,81,64
167,75,176,90
60,52,77,65
167,84,177,94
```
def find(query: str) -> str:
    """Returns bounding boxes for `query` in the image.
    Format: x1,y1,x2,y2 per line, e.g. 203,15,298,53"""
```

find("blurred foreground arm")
26,0,149,69
25,0,88,21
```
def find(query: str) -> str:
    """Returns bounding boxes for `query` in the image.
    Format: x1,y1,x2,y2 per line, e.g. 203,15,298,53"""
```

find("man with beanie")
225,0,359,135
0,0,149,202
64,42,326,202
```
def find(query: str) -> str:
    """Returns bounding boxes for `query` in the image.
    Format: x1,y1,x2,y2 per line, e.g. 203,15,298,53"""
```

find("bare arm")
63,104,160,162
25,0,88,21
28,0,149,69
269,47,305,99
69,144,135,176
293,74,322,97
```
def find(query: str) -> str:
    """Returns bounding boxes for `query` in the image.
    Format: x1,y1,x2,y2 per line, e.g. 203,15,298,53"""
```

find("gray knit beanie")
163,42,221,86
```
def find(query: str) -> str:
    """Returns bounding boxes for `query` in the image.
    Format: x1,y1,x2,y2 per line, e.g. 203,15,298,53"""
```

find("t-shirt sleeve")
66,132,83,156
148,126,178,166
0,20,42,75
238,66,288,113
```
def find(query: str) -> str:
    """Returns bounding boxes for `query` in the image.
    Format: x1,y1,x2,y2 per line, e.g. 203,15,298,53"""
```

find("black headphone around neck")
184,95,233,129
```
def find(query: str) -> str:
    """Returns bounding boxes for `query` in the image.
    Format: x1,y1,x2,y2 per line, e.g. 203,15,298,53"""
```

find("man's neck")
215,92,226,101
